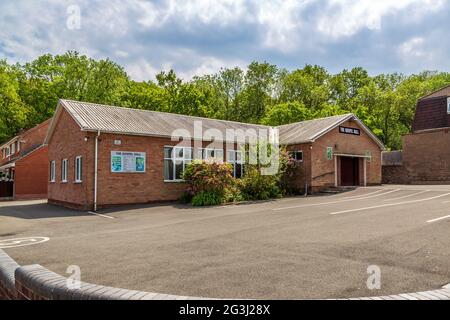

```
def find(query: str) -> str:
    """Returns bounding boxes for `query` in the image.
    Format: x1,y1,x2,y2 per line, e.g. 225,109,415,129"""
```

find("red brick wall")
310,119,382,191
402,129,450,183
48,109,243,210
285,143,312,192
47,109,92,210
14,146,48,200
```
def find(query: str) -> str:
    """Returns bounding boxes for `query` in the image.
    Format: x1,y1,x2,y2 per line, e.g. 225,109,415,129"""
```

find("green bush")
191,191,223,206
241,166,282,200
183,160,234,196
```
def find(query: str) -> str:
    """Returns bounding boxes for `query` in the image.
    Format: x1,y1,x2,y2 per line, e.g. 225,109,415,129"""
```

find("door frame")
334,153,370,187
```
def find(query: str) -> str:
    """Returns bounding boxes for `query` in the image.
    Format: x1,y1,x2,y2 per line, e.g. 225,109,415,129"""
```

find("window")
289,151,303,162
75,156,82,183
49,161,56,182
200,148,224,162
5,146,10,158
61,159,68,182
447,97,450,114
227,150,244,178
164,146,192,181
11,142,15,155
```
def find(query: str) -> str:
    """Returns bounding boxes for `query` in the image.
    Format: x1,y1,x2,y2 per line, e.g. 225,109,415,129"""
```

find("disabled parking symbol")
0,237,50,249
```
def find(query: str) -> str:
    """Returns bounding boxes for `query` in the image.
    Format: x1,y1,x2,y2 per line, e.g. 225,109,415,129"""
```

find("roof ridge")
420,84,450,100
276,113,354,128
60,99,271,128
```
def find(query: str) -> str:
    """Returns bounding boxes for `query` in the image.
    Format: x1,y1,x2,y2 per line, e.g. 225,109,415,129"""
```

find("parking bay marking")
329,192,450,215
426,214,450,223
273,189,401,211
382,190,430,202
88,211,116,219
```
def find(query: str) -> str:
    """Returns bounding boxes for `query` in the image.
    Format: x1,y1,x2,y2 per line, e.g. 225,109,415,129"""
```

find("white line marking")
382,190,430,202
336,189,386,199
273,189,401,211
329,193,450,215
0,237,50,249
88,211,115,219
426,215,450,223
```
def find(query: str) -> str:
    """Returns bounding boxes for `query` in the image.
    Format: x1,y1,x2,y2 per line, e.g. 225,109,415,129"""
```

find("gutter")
94,130,100,212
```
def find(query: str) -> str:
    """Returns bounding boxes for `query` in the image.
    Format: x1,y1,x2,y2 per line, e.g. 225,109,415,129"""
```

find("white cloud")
316,0,446,39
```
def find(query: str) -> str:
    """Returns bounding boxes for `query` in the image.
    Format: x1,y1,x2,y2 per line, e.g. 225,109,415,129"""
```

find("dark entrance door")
340,157,359,186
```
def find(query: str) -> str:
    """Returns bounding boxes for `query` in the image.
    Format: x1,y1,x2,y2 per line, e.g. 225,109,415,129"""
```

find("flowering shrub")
182,160,234,203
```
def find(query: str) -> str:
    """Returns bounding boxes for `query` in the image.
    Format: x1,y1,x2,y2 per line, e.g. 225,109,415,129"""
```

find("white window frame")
49,160,56,182
75,156,82,183
227,150,244,178
200,148,224,162
164,146,193,182
5,146,10,158
289,150,303,162
10,142,15,155
447,97,450,114
61,159,68,183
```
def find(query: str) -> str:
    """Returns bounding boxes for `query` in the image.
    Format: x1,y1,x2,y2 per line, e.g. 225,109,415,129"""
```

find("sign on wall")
111,151,146,173
326,147,333,160
339,126,360,136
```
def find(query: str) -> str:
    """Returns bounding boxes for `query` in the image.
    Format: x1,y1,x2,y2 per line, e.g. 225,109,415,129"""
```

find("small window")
447,97,450,114
5,146,10,157
11,143,15,155
289,151,303,162
49,161,56,182
75,156,82,183
61,159,68,182
227,150,244,178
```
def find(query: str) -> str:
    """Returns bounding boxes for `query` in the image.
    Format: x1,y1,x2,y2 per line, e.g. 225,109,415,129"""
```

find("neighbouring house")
0,119,51,200
383,84,450,184
45,100,384,210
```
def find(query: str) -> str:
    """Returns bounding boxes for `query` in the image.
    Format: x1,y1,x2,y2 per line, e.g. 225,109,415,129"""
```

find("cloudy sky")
0,0,449,80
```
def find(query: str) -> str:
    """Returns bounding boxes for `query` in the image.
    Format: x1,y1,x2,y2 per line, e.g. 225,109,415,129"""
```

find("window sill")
74,181,83,184
61,181,68,184
164,180,185,183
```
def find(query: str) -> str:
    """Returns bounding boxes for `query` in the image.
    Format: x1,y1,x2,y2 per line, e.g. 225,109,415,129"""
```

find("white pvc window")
61,159,68,182
164,146,192,181
447,97,450,114
200,148,224,162
75,156,82,183
49,161,56,182
227,150,244,178
11,142,15,155
5,146,10,158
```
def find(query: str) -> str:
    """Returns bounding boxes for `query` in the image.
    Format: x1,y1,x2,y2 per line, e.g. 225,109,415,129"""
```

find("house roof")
45,99,385,150
45,100,269,144
277,113,385,149
420,84,450,100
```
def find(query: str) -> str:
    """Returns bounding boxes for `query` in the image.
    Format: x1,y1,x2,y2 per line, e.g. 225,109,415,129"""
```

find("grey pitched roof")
55,99,269,142
45,99,384,149
278,113,353,144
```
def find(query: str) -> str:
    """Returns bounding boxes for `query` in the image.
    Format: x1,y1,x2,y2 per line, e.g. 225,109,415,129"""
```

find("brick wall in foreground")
0,249,203,300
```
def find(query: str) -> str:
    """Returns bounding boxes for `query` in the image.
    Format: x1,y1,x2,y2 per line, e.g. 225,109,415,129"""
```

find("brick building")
45,100,384,210
0,119,51,200
391,85,450,183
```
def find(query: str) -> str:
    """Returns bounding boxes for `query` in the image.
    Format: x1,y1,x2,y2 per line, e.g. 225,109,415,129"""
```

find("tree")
261,101,312,126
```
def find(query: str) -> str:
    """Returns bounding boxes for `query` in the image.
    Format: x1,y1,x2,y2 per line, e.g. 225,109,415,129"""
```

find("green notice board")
111,151,146,173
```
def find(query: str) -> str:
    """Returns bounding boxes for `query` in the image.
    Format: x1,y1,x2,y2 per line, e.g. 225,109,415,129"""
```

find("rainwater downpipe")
94,130,100,212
